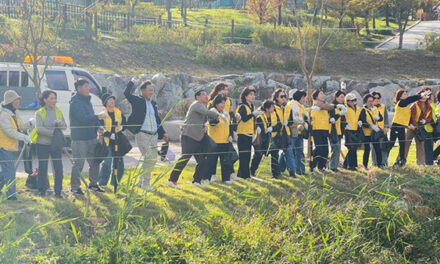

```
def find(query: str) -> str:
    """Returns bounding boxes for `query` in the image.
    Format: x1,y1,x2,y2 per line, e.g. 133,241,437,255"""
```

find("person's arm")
152,102,166,139
255,116,265,133
124,81,139,104
35,113,54,137
359,109,370,128
239,105,253,122
0,112,28,141
315,100,335,111
70,101,99,124
398,94,421,107
193,103,219,119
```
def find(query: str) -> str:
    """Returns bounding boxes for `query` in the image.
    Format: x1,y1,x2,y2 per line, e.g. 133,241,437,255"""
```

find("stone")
312,76,331,90
291,76,308,91
425,79,440,85
325,80,340,91
396,79,420,89
367,78,394,89
347,81,370,95
151,74,168,92
267,72,286,84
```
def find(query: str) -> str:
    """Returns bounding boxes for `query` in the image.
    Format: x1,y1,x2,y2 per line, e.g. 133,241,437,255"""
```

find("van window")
21,72,29,87
46,70,68,91
9,71,19,87
0,71,6,86
72,70,100,97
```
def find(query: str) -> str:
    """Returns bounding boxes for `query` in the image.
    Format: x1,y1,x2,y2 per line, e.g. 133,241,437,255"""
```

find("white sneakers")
210,175,217,182
230,173,239,181
224,181,232,185
167,181,180,189
192,182,204,189
204,179,210,185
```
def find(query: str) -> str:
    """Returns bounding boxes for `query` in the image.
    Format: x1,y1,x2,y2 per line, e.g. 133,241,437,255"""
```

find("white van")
0,57,106,138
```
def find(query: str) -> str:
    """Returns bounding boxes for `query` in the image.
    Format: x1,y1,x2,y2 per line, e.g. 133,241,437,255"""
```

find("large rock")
151,74,168,92
347,81,370,95
396,79,420,89
312,76,331,90
367,78,394,89
325,80,340,91
425,79,440,85
291,76,308,91
267,72,287,85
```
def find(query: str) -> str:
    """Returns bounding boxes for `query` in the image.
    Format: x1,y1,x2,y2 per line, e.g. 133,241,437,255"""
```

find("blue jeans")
98,146,125,186
0,148,16,198
330,138,341,171
292,136,305,174
279,136,296,173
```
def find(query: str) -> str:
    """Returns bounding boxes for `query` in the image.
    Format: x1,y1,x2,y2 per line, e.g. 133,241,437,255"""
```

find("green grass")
171,8,254,25
1,143,440,263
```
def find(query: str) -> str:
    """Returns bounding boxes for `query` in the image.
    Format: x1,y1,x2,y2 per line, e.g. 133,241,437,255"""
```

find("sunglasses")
348,99,357,102
280,95,287,98
374,97,380,99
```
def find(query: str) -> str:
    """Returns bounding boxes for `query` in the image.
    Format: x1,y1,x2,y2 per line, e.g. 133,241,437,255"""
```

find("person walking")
433,90,440,163
124,78,168,190
168,90,222,189
70,79,106,195
329,91,347,172
359,94,383,169
343,93,361,171
250,100,282,178
33,90,67,198
371,92,390,167
0,90,32,200
236,86,261,180
98,93,126,188
206,95,234,185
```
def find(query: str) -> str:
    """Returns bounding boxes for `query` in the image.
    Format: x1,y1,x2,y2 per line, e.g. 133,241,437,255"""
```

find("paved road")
377,21,440,50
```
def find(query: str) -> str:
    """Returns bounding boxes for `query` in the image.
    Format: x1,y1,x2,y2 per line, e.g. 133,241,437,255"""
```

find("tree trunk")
372,13,376,29
278,5,282,25
312,4,318,24
364,11,370,36
84,0,93,40
166,0,172,28
385,5,390,27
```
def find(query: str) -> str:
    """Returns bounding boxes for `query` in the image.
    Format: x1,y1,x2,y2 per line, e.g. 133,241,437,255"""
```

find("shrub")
371,28,394,36
251,25,294,48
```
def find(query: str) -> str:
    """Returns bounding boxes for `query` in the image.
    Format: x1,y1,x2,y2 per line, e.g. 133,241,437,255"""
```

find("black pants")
344,147,358,169
36,143,63,195
250,148,279,177
389,124,406,163
169,135,207,184
424,132,434,165
363,136,382,168
207,143,232,182
434,144,440,161
237,134,252,179
311,130,329,170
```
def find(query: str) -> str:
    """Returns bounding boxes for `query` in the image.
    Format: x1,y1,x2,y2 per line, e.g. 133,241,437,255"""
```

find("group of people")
1,78,440,199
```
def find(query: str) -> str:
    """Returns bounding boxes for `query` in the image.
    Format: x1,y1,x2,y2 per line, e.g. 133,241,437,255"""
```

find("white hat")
345,93,357,103
2,90,21,105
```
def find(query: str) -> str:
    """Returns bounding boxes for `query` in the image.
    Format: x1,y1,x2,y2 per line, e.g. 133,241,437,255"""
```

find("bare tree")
390,0,421,49
248,0,273,24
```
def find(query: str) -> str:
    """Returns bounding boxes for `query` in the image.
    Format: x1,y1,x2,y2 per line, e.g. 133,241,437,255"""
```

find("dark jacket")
69,92,99,141
124,81,165,139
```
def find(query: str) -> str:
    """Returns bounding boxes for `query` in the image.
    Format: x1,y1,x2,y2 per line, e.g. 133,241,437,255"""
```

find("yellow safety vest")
344,104,361,131
414,103,433,133
362,106,379,137
260,112,279,138
0,112,21,150
332,108,342,136
311,103,331,131
393,100,411,126
236,104,254,135
376,104,386,130
284,101,306,136
103,107,123,146
30,106,63,143
208,110,230,144
434,103,440,123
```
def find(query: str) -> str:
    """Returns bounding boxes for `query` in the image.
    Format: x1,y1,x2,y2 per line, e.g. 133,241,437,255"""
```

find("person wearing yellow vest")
329,91,347,172
272,89,295,177
403,87,433,166
236,86,261,179
342,93,361,170
424,88,436,166
389,88,429,167
371,92,390,167
433,90,440,163
98,93,126,188
250,100,282,178
207,82,239,181
0,90,32,200
359,94,383,169
206,95,234,184
34,90,67,198
310,90,340,172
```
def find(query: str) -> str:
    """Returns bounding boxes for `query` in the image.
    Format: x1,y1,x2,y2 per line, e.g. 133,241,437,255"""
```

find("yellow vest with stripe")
434,102,440,123
311,103,331,131
236,104,254,135
208,97,232,113
332,108,342,136
0,112,21,150
208,110,230,144
345,104,361,131
413,103,433,133
362,106,379,137
376,104,386,130
393,100,411,126
103,107,123,146
260,112,279,137
30,106,63,143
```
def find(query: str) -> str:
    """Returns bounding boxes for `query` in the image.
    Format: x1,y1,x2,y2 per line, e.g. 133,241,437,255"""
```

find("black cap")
101,93,115,106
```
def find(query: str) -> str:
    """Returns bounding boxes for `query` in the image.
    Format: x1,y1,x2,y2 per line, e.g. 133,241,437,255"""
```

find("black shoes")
289,171,297,178
89,185,104,193
7,196,18,201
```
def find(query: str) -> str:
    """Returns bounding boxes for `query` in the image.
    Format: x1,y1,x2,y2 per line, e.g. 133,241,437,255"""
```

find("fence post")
205,18,208,27
7,0,10,18
158,15,162,26
231,19,234,44
127,12,130,32
94,9,98,37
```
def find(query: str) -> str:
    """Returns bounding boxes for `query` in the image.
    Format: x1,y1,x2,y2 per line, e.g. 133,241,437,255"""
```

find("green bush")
371,28,394,36
221,25,254,44
251,26,294,48
427,37,440,51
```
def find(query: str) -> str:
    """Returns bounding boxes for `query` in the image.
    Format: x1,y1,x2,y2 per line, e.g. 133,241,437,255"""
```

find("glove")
421,91,431,99
304,122,309,130
311,106,320,111
228,136,233,143
436,113,440,118
23,135,32,145
346,124,351,130
339,109,347,116
256,127,262,134
283,120,288,126
358,121,363,127
374,115,380,121
372,124,380,132
98,111,106,120
55,120,63,127
117,125,123,132
110,133,115,140
329,117,336,124
28,118,36,127
235,113,241,121
131,77,140,86
252,109,264,116
336,104,346,110
420,119,426,125
267,126,273,133
219,113,228,122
